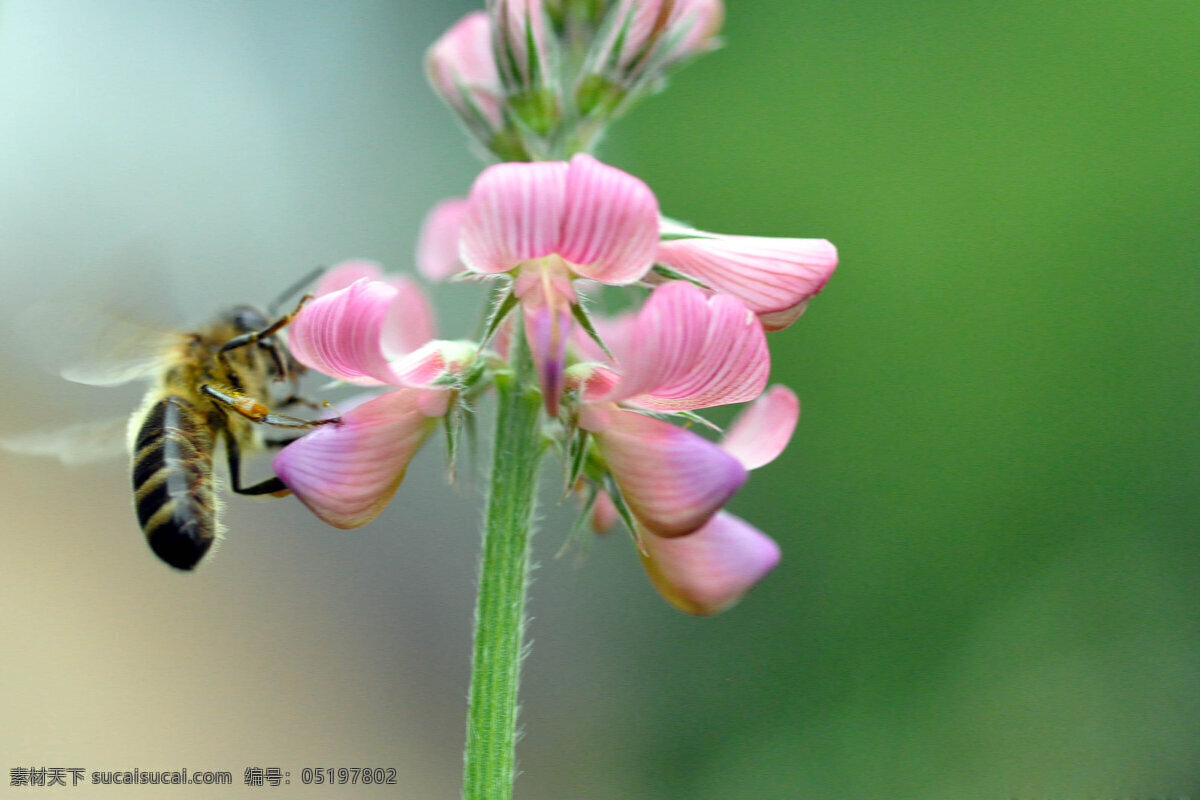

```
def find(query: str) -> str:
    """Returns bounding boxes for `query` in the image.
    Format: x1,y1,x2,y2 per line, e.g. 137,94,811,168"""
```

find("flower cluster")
273,1,837,615
427,0,724,160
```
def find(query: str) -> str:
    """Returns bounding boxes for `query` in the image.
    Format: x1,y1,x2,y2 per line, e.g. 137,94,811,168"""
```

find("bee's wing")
56,314,180,387
0,416,130,466
12,242,187,388
18,297,183,388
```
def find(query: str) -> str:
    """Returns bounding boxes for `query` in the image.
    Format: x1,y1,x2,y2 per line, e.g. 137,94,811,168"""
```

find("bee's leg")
274,393,326,412
259,339,290,380
219,293,313,355
202,384,341,428
223,431,289,497
267,265,326,317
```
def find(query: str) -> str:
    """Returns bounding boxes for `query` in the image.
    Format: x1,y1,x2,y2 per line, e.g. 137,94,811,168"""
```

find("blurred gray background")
1,1,1197,798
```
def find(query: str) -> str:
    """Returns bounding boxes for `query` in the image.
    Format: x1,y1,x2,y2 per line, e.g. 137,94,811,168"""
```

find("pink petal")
273,390,439,529
640,511,780,615
381,274,437,356
603,282,768,411
656,235,838,331
564,363,622,403
287,278,434,386
313,260,385,297
632,291,768,411
390,340,477,389
591,489,619,533
587,409,746,537
559,154,659,284
719,385,799,470
601,281,709,403
416,198,469,281
756,299,811,331
670,0,725,58
287,280,398,385
425,11,503,126
459,160,569,274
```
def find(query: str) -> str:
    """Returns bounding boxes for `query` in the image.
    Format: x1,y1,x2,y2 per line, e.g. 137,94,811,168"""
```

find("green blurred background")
0,1,1196,798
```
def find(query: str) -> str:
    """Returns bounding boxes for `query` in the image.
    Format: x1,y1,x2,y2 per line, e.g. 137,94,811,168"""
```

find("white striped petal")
601,281,709,403
287,278,435,386
631,291,768,411
459,160,569,274
559,153,659,284
657,235,837,331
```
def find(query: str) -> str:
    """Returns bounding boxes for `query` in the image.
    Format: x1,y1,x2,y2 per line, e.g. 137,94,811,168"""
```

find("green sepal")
510,88,562,137
669,409,722,433
564,426,591,493
480,286,520,349
458,352,492,393
650,263,712,290
442,403,461,484
523,7,544,87
554,484,598,562
494,0,526,96
657,227,718,242
601,472,642,553
575,73,624,118
488,126,534,162
570,300,614,360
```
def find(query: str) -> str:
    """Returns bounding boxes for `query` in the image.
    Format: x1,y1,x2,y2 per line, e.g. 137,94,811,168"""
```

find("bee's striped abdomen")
132,396,216,570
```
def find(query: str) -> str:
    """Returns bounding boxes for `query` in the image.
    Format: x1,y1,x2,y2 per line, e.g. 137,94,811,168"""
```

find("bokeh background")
1,1,1196,798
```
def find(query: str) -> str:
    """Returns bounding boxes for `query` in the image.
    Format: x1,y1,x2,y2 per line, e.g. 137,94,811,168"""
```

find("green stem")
462,333,544,800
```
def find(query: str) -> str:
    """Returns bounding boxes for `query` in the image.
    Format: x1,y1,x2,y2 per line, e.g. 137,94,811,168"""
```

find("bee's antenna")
268,265,326,316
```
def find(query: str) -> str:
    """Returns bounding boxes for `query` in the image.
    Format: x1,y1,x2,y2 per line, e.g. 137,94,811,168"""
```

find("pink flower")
273,262,464,528
287,262,436,387
656,227,838,331
560,281,795,613
571,281,770,538
459,152,659,413
426,12,505,133
610,385,798,614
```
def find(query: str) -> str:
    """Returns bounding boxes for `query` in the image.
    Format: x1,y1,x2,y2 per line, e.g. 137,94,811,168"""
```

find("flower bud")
426,12,505,136
576,0,723,116
489,0,563,135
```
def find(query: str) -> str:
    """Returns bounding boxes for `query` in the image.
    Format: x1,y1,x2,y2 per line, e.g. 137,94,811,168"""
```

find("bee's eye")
225,306,269,333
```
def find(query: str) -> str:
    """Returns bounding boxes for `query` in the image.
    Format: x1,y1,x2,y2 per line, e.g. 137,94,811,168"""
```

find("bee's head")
223,305,270,334
218,303,304,382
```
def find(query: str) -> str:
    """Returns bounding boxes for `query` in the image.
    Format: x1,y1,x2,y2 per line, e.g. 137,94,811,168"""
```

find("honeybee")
3,278,338,570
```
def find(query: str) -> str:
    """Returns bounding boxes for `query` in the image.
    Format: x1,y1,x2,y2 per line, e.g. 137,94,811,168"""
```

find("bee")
3,275,338,570
129,295,339,569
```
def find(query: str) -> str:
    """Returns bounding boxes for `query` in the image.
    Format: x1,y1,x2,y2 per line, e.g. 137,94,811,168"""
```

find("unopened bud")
426,12,505,141
578,0,724,111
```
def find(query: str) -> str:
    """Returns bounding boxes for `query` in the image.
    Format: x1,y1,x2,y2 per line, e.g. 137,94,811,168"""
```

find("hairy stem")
462,332,544,800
